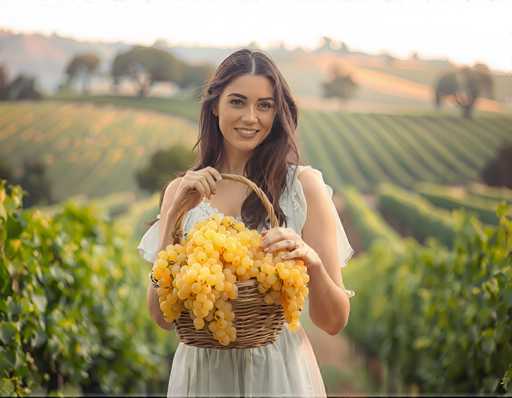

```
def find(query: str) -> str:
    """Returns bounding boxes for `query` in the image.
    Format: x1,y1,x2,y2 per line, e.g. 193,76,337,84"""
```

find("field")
1,97,511,395
1,99,511,203
0,101,196,201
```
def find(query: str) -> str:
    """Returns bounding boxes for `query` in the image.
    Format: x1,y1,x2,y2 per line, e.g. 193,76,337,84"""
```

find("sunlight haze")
1,0,511,71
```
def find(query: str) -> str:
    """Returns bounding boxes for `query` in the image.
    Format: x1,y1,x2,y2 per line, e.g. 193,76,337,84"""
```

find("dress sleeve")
294,166,356,297
137,214,161,264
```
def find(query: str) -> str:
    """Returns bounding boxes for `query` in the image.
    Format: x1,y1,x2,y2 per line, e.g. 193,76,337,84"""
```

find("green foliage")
0,180,175,395
434,63,494,118
0,102,197,202
468,182,512,205
0,158,54,208
377,183,457,247
343,204,512,394
343,186,401,250
15,159,54,208
299,111,512,194
50,93,200,122
0,74,43,101
414,182,506,225
135,143,195,194
322,65,358,101
111,45,183,97
111,45,212,97
481,142,512,189
64,53,100,95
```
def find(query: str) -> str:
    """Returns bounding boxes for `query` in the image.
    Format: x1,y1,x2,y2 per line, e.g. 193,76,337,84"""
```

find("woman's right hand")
172,166,223,215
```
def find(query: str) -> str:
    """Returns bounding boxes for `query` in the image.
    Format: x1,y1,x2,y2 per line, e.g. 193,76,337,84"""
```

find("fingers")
207,167,223,183
261,227,292,246
281,248,303,260
184,180,204,199
262,238,298,253
202,167,222,199
194,175,211,198
202,172,217,197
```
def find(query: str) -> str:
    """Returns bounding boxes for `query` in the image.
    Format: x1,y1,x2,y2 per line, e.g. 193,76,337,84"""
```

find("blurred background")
0,0,511,396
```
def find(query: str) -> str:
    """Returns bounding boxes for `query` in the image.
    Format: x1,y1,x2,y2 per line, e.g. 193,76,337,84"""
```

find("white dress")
137,164,355,397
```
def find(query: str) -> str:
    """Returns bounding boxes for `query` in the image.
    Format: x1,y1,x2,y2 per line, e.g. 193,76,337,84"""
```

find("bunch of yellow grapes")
151,213,310,346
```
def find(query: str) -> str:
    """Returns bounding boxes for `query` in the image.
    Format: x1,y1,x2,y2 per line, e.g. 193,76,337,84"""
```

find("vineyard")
1,98,512,395
1,100,511,203
0,101,196,201
299,110,512,193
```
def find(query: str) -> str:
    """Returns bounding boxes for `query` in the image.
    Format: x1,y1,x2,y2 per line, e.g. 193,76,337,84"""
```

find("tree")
111,45,212,97
481,142,512,189
111,46,171,97
181,63,215,91
0,158,53,207
0,158,14,183
317,36,335,52
433,62,495,119
379,52,396,66
135,144,195,193
17,159,54,207
315,36,349,54
473,63,494,99
0,64,7,91
0,73,43,101
322,64,358,102
64,53,100,95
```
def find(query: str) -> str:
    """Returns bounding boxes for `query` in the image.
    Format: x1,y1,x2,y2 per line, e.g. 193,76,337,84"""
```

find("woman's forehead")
223,74,274,99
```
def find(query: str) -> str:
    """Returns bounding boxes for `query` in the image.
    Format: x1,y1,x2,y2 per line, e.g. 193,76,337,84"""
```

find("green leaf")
501,367,512,392
0,378,15,395
0,347,15,373
481,329,496,354
0,322,17,345
413,336,431,349
32,294,47,312
496,202,508,219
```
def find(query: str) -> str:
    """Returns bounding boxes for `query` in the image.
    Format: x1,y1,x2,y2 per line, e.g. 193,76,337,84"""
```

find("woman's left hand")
260,227,322,270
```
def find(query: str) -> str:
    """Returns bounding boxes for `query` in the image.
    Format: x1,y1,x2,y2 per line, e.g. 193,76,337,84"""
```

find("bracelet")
149,272,160,289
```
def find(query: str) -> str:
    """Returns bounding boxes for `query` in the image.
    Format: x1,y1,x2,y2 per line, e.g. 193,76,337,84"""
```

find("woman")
138,48,355,397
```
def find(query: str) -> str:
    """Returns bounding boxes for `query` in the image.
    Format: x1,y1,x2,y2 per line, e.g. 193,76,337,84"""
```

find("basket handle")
170,173,279,244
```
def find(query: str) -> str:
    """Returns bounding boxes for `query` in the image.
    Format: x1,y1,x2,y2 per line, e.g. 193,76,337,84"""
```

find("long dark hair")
149,48,302,231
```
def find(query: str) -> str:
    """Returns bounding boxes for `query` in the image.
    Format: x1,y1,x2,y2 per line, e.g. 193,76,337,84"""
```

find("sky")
1,0,511,72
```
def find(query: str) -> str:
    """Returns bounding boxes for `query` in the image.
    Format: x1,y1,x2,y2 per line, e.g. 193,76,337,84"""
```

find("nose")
241,105,258,124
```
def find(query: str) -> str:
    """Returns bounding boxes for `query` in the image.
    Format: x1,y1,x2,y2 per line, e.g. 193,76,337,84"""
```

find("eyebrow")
227,93,274,101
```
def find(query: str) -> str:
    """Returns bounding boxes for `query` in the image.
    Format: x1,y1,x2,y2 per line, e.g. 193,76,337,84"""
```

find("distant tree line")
63,53,100,95
0,65,43,101
60,45,214,97
315,36,350,54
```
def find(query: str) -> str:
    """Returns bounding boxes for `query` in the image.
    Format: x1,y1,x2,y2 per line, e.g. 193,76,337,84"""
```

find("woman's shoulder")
283,164,321,205
288,164,322,184
291,165,332,201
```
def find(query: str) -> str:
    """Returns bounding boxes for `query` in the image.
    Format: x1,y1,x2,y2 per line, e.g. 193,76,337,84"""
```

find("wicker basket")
166,173,285,349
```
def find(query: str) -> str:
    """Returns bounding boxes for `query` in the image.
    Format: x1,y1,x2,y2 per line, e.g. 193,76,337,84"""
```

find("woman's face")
214,74,276,153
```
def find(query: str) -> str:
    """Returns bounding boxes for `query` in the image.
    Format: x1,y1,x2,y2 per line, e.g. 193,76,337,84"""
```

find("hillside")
1,100,510,205
0,101,196,201
1,29,511,113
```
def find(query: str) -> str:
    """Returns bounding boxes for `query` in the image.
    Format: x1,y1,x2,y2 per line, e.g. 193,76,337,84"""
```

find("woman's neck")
218,154,251,175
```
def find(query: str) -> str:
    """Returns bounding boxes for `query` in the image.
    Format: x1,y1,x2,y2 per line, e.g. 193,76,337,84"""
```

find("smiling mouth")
235,128,259,137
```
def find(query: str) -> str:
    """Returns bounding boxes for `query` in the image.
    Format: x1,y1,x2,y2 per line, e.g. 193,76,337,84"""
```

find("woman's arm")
298,169,351,335
147,281,174,330
146,177,183,331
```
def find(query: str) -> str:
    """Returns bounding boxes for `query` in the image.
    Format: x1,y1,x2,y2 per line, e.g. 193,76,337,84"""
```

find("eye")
258,101,274,111
229,98,244,106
